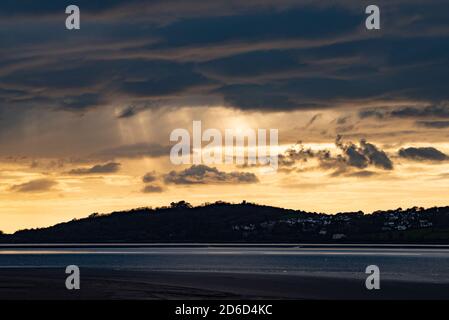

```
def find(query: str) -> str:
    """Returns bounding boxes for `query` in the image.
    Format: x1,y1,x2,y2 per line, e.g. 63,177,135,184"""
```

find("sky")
0,0,449,233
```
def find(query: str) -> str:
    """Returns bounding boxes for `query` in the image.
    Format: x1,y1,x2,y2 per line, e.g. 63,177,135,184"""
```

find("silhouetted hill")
2,201,449,243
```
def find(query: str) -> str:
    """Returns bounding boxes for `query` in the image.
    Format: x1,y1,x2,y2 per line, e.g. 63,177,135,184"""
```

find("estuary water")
1,244,449,283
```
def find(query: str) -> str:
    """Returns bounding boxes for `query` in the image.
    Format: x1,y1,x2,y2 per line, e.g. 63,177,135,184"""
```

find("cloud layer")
1,1,449,118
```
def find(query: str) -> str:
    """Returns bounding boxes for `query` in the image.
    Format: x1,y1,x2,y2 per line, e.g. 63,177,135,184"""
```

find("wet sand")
1,268,448,300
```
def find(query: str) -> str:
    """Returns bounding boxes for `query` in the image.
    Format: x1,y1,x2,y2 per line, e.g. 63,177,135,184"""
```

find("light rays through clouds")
0,0,448,232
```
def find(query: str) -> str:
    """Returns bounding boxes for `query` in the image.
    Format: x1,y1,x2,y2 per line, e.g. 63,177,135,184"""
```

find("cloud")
141,170,163,192
117,106,138,119
345,170,378,178
59,93,104,112
94,143,171,159
416,121,449,129
163,164,259,185
359,139,393,170
278,136,393,176
359,103,449,120
0,0,315,22
0,0,449,164
277,144,316,167
142,185,164,193
358,108,386,119
398,147,448,161
336,115,351,125
305,114,322,128
2,1,449,121
119,62,215,98
10,178,58,193
391,104,449,118
142,171,158,183
334,136,393,170
337,142,368,169
68,162,121,175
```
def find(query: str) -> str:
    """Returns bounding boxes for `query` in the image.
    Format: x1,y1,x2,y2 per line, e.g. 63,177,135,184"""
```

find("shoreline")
3,243,449,249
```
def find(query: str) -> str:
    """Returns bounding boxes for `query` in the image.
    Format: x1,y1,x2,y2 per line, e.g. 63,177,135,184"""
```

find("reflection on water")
1,245,449,283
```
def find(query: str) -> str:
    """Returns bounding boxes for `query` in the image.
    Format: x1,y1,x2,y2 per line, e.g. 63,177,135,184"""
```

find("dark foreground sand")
0,268,448,300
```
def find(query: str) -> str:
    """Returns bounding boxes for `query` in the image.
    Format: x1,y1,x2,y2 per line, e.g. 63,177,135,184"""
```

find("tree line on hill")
1,201,449,243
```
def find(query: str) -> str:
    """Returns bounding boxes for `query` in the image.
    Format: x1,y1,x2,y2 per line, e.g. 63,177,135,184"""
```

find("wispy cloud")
399,147,448,161
68,162,121,175
10,178,58,193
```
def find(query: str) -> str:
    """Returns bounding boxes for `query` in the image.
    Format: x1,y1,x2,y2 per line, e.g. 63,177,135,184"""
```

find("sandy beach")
1,268,448,300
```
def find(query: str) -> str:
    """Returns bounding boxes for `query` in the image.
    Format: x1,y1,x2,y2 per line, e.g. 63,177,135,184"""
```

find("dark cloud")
94,143,171,159
214,35,449,110
358,109,386,119
0,0,310,21
117,106,138,119
336,115,351,125
10,178,57,193
68,162,121,175
142,170,163,192
0,1,448,118
1,58,216,114
58,93,104,112
359,139,393,170
198,50,307,80
119,62,215,97
339,142,368,169
398,147,448,161
279,136,393,176
359,104,449,120
305,114,322,128
0,0,132,16
336,136,393,170
391,105,449,118
164,164,259,185
416,121,449,129
116,100,166,119
142,171,158,183
0,0,448,128
142,185,164,193
278,145,316,167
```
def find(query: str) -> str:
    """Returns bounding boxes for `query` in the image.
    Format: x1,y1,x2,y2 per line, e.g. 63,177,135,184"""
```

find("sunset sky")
1,0,449,233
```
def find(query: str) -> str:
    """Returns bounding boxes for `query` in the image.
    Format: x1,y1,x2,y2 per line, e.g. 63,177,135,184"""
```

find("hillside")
2,201,449,243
